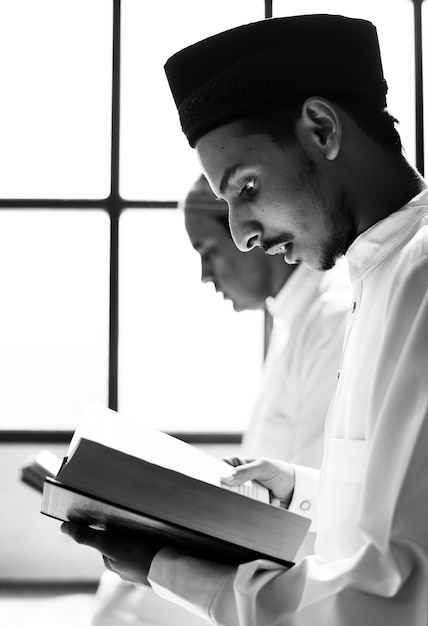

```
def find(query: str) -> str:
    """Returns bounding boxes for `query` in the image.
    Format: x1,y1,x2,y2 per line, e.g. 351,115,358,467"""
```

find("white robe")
242,261,350,469
91,263,350,625
149,190,428,626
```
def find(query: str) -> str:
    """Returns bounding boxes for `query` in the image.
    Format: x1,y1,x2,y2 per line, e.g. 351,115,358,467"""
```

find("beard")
297,149,357,271
318,192,357,270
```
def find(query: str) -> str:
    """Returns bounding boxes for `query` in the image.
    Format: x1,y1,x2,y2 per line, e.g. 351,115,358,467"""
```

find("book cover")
41,404,310,566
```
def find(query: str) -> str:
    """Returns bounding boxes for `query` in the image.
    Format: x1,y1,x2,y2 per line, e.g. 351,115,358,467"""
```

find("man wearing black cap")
62,15,428,625
90,173,350,625
183,173,349,470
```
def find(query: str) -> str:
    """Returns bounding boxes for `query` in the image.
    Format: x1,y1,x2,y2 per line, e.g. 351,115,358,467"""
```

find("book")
41,403,310,567
21,449,63,492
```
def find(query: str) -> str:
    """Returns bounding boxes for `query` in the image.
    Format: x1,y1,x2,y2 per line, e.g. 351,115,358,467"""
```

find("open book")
21,449,63,492
41,404,310,566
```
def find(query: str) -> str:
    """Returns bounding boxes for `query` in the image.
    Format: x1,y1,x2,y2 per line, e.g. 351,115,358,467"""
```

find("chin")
232,302,244,312
301,247,338,272
298,256,321,271
232,298,254,312
233,299,263,312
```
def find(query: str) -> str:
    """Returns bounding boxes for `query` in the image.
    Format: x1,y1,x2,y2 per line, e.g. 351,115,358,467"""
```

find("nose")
229,211,261,252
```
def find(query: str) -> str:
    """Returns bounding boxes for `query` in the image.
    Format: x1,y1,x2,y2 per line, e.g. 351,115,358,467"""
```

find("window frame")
0,0,424,445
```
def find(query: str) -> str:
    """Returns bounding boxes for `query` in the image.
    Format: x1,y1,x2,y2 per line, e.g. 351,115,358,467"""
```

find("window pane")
0,210,110,429
273,0,416,165
0,443,104,581
0,0,112,198
119,209,264,432
120,0,264,201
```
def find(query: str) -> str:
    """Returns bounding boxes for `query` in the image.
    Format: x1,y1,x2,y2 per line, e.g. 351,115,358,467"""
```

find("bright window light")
0,211,110,429
119,209,264,432
120,0,264,201
0,0,112,199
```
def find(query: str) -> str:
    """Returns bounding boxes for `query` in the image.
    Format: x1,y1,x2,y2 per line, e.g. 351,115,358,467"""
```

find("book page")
221,479,271,501
33,450,63,476
67,404,269,503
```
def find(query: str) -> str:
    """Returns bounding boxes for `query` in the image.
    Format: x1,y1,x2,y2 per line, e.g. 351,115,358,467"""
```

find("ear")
298,98,341,161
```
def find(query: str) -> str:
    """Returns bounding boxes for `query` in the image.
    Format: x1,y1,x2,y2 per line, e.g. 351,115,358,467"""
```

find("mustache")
260,234,293,253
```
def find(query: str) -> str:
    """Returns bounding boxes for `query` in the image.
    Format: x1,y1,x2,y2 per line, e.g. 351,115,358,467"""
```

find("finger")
221,460,265,486
222,456,243,468
222,456,257,467
103,555,115,572
61,522,112,555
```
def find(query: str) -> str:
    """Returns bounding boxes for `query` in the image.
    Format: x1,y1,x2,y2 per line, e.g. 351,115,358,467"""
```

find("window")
0,0,265,434
0,0,425,583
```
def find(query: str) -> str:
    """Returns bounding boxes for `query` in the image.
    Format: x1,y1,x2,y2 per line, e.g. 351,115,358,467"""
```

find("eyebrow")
219,164,242,195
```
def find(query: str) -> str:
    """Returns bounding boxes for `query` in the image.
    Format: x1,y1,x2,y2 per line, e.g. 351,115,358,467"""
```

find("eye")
201,247,215,263
239,177,258,198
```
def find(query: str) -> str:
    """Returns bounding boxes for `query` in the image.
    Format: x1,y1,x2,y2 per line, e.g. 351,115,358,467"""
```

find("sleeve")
287,464,319,531
242,270,350,467
148,547,239,625
149,253,428,626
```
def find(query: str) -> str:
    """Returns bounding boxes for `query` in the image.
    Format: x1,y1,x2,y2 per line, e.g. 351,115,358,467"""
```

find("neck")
351,149,426,237
338,113,426,237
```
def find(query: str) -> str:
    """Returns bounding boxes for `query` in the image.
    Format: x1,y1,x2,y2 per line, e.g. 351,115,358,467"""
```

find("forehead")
195,121,280,195
196,122,245,171
184,211,228,245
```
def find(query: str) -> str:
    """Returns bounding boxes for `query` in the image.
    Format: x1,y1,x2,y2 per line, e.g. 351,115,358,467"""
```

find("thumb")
221,459,264,486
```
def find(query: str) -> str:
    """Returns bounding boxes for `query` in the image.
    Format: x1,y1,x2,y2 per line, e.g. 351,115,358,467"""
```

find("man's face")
196,120,355,271
185,211,273,311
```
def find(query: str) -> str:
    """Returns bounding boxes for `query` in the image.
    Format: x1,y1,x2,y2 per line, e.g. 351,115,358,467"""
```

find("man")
184,174,350,465
63,15,428,626
90,173,349,625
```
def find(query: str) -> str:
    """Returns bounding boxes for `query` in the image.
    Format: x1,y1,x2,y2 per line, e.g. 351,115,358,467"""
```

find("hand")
221,456,295,505
61,522,163,586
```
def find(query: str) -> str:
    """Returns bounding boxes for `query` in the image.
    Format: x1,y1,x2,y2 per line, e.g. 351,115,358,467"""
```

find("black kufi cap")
165,14,388,147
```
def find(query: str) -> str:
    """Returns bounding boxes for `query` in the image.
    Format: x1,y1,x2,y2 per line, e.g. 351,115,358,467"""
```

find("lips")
265,242,290,256
215,285,228,299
